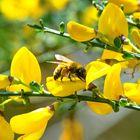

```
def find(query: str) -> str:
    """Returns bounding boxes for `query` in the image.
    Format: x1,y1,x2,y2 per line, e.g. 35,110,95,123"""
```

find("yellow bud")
67,21,96,42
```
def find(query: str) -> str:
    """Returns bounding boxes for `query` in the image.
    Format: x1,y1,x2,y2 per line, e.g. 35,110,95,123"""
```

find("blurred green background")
0,0,140,140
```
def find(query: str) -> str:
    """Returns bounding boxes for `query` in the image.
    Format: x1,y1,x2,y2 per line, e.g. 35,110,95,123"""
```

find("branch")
0,91,140,111
42,26,140,59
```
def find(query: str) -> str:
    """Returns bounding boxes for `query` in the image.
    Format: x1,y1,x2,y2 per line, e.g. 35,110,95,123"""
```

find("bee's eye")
76,68,86,78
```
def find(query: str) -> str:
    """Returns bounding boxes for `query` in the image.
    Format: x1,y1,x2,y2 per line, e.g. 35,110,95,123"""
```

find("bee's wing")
46,61,68,65
46,61,62,64
55,54,73,62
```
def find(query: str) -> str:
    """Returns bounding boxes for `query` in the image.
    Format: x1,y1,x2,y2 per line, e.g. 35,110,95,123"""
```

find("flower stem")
0,91,140,111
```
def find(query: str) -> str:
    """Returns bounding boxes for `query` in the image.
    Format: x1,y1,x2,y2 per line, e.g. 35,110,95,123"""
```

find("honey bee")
50,54,86,81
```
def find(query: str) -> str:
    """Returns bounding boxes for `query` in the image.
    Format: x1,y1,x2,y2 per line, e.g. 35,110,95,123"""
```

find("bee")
50,54,86,81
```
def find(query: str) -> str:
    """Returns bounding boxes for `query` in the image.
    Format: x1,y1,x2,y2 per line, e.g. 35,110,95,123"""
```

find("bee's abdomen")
53,67,62,80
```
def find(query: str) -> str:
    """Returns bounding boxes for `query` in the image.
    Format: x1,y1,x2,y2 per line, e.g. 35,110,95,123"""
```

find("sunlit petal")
10,47,41,85
98,3,128,45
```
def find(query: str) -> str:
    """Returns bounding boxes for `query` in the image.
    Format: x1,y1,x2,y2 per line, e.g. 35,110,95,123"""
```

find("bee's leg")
77,75,85,81
68,72,72,81
61,75,64,81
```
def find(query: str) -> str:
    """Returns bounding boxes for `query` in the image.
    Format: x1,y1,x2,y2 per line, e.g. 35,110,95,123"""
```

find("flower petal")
67,21,96,42
131,28,140,48
98,3,128,45
85,61,111,88
87,102,112,115
101,49,128,68
17,123,47,140
59,118,83,140
108,0,139,13
7,84,31,92
0,74,10,89
10,47,41,85
104,63,123,100
48,0,69,10
124,83,140,104
46,77,85,97
81,6,98,26
10,107,54,134
0,115,14,140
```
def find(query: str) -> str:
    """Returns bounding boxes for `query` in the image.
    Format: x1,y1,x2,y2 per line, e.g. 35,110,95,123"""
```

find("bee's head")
75,67,86,81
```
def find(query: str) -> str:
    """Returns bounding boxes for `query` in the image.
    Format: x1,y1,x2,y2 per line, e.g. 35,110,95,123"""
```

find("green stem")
43,27,70,38
42,26,140,59
0,98,12,106
0,91,140,111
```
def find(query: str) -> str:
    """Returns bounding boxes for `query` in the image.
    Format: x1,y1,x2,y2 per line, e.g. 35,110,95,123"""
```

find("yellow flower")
11,47,41,85
124,82,140,104
46,60,112,97
85,60,111,89
48,0,69,11
0,114,14,140
87,102,113,115
87,64,123,115
0,0,44,20
46,77,85,97
108,0,139,13
0,47,41,93
98,3,128,45
133,12,140,20
101,49,129,68
67,21,96,42
0,75,11,89
131,28,140,48
10,106,54,140
81,6,98,27
59,118,83,140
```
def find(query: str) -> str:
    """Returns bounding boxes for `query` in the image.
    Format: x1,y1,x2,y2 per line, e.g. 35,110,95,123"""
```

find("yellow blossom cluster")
0,0,69,20
0,0,140,140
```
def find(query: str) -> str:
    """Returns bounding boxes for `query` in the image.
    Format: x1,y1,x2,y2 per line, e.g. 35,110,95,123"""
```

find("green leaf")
55,99,77,118
29,81,43,93
122,51,135,59
114,37,122,49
